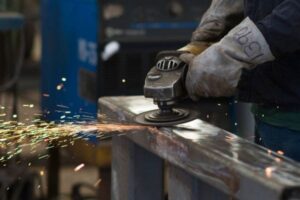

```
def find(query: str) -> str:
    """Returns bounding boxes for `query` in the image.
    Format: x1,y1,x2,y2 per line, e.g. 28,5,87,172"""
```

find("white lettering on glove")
234,27,264,61
186,17,275,99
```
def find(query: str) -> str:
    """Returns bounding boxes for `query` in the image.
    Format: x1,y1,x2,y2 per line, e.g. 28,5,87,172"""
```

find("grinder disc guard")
135,108,198,126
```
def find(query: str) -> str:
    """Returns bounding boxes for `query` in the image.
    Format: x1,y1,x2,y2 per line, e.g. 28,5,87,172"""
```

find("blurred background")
0,1,102,200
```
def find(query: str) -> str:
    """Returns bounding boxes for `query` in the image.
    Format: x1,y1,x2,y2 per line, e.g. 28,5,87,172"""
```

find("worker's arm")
156,0,245,66
184,0,300,99
255,0,300,57
192,0,244,42
180,0,244,63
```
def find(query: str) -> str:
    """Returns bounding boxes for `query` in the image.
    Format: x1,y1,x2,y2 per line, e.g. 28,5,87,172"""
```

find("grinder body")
144,42,210,107
135,42,210,126
144,51,188,107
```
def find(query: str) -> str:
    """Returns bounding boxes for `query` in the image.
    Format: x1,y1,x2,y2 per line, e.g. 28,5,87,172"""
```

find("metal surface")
112,136,164,200
168,164,227,200
99,96,300,200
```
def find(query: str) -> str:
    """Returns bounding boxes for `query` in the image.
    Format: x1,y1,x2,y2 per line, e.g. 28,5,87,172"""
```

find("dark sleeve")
255,0,300,57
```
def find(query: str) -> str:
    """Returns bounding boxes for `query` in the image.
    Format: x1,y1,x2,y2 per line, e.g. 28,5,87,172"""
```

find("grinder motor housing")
144,50,189,107
135,42,211,126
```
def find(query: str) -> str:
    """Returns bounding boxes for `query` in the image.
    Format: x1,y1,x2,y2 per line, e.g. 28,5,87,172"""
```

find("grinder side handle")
178,41,212,56
155,41,212,63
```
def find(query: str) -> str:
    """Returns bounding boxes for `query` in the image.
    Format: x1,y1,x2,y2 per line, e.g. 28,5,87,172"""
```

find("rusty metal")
99,96,300,200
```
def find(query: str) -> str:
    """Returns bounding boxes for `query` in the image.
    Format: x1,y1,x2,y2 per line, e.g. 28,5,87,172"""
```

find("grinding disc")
134,108,198,126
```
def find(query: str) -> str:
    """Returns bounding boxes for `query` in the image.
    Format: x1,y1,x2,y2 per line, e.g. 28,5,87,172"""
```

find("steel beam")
99,96,300,200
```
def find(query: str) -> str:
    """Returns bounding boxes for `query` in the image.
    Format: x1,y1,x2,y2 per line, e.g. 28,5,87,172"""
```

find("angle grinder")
135,42,210,126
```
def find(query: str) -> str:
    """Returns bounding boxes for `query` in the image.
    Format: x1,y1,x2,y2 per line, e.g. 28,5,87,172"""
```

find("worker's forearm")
192,0,244,43
179,0,244,63
255,0,300,57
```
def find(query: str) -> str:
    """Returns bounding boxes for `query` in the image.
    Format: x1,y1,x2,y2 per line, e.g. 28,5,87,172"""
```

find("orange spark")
94,179,102,187
56,84,64,90
277,150,284,155
74,163,85,172
265,167,276,178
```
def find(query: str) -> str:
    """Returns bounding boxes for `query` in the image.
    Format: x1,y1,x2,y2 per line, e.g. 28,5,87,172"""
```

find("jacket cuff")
256,22,278,58
227,17,276,64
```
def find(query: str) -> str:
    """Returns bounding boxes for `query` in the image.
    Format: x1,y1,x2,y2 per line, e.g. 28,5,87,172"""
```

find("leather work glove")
180,0,244,64
192,0,244,42
185,17,275,100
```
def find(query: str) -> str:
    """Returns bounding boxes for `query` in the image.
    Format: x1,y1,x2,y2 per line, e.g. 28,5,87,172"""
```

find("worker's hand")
179,53,195,65
180,0,244,65
192,0,244,43
179,41,211,64
185,17,275,100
